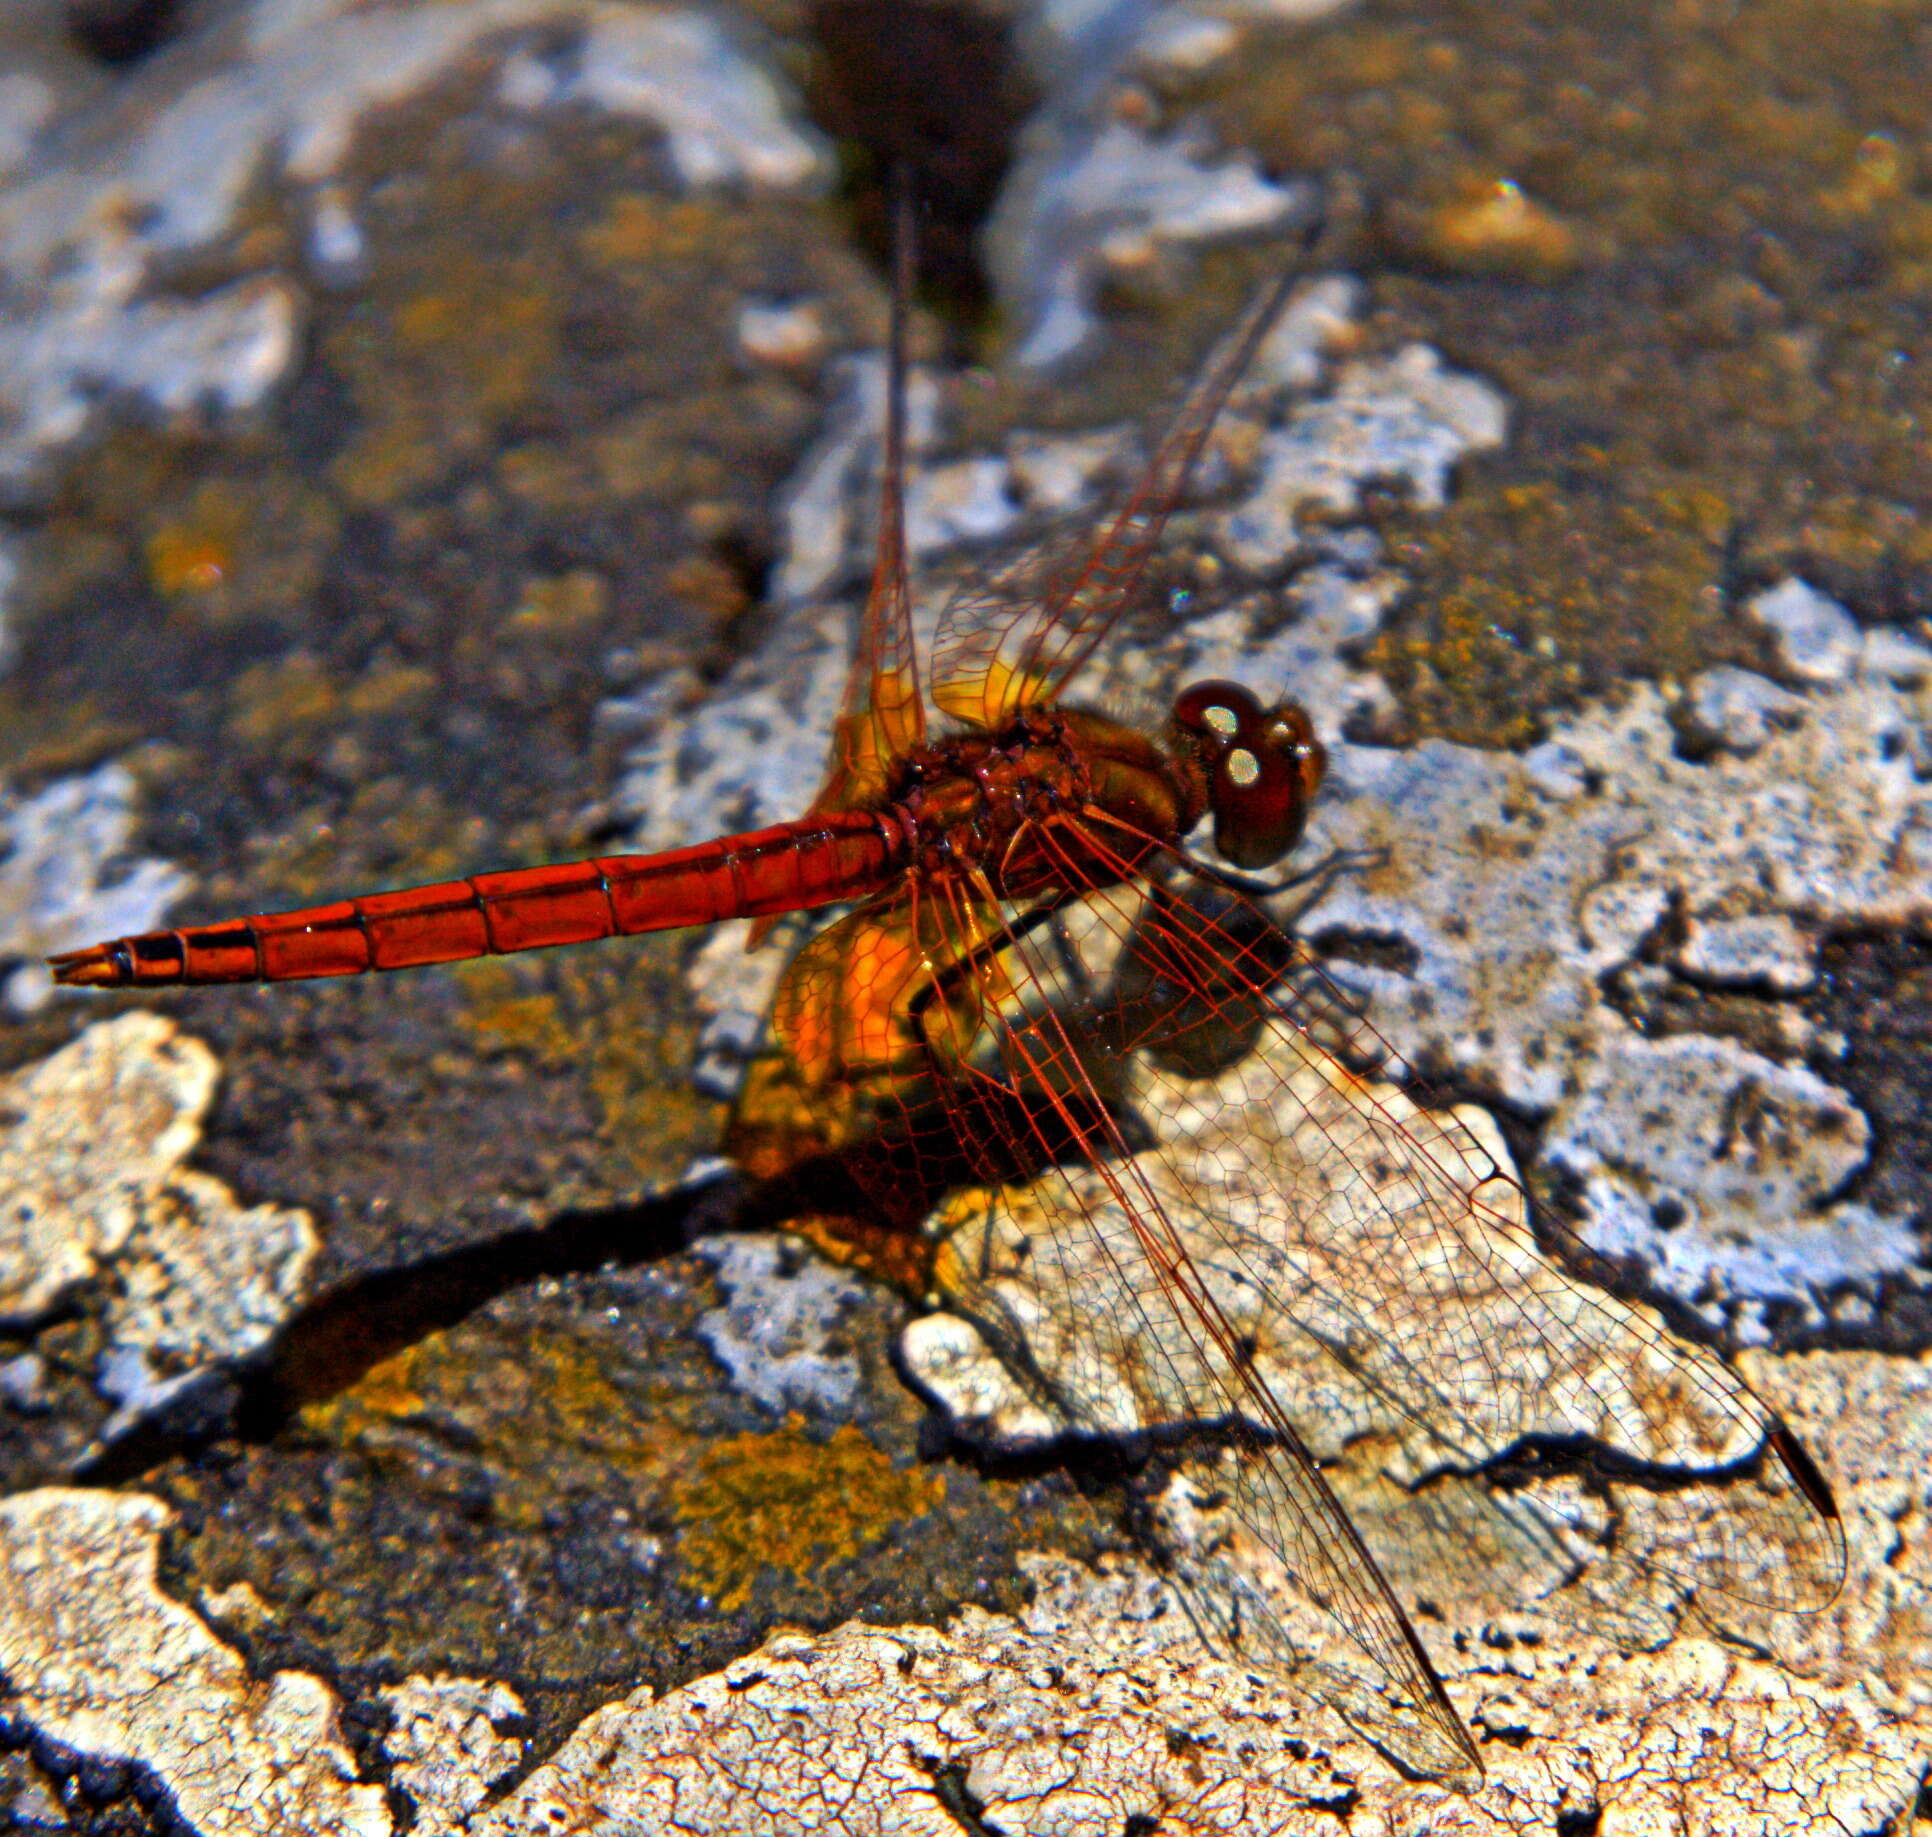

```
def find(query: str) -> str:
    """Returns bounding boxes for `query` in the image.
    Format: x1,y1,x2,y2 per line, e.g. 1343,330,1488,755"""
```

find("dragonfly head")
1168,682,1326,869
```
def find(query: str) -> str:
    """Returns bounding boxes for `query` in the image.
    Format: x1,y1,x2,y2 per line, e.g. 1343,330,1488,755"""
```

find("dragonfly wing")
1102,876,1848,1614
806,223,926,821
929,265,1300,730
911,875,1483,1781
808,440,923,816
934,1143,1485,1784
911,829,1845,1776
922,518,1119,731
996,841,1850,1611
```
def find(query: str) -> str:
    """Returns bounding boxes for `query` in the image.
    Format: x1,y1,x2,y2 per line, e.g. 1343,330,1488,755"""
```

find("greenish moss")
1196,0,1932,742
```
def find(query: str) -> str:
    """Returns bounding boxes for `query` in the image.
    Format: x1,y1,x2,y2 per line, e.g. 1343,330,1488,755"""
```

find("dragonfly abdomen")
48,810,901,987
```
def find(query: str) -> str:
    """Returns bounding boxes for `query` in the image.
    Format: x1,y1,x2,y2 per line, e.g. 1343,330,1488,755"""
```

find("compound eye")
1170,682,1325,870
1172,681,1261,743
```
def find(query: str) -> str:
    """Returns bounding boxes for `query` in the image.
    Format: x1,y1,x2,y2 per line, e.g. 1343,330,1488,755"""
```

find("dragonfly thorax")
1167,681,1325,871
882,704,1203,899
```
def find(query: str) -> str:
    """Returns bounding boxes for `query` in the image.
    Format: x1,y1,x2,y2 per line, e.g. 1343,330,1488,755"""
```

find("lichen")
1199,0,1932,742
0,1489,389,1837
301,1318,677,1534
664,1419,947,1614
454,950,714,1189
0,764,188,1014
474,1344,1930,1832
378,1673,526,1837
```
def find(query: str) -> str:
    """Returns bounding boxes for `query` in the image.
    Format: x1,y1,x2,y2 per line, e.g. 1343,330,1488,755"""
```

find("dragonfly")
49,223,1846,1788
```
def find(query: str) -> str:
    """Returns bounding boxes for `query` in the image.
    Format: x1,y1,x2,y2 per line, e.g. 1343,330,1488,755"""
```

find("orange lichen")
664,1420,947,1613
304,1322,681,1533
342,661,436,719
577,193,719,270
326,251,565,509
664,553,754,630
1826,130,1910,217
223,653,341,747
1407,174,1579,281
455,953,714,1185
1374,478,1742,743
785,1214,936,1297
508,570,610,635
305,1341,430,1435
146,529,232,595
144,482,248,603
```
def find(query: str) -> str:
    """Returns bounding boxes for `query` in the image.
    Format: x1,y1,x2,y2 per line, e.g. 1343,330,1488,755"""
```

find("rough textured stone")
472,1351,1927,1833
0,1016,316,1428
0,1489,389,1837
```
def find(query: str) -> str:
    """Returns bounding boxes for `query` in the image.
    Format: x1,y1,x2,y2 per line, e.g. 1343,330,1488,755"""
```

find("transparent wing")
806,213,926,820
929,266,1299,731
1071,860,1847,1617
903,820,1844,1778
905,854,1479,1780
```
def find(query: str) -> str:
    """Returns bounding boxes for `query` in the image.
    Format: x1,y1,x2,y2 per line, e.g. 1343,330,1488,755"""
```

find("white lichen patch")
1215,345,1508,568
0,1489,389,1837
1681,662,1808,752
691,1232,869,1416
0,1015,316,1415
904,454,1022,556
990,121,1316,368
969,0,1342,369
1541,1033,1912,1316
766,354,945,606
1294,630,1932,1334
1673,909,1814,992
378,1674,526,1837
98,1167,320,1432
734,296,826,369
465,1353,1927,1836
0,763,189,1015
1748,575,1864,684
0,1014,213,1324
1247,274,1363,391
1111,533,1403,744
508,6,827,191
0,0,827,486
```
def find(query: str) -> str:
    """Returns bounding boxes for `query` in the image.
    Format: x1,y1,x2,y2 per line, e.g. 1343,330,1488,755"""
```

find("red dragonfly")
51,234,1845,1786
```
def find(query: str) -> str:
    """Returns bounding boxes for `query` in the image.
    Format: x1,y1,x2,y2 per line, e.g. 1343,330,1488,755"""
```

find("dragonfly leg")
902,900,1065,1044
1171,842,1389,912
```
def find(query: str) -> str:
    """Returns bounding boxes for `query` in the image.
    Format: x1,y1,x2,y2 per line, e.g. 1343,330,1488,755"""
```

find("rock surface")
0,0,1926,1831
